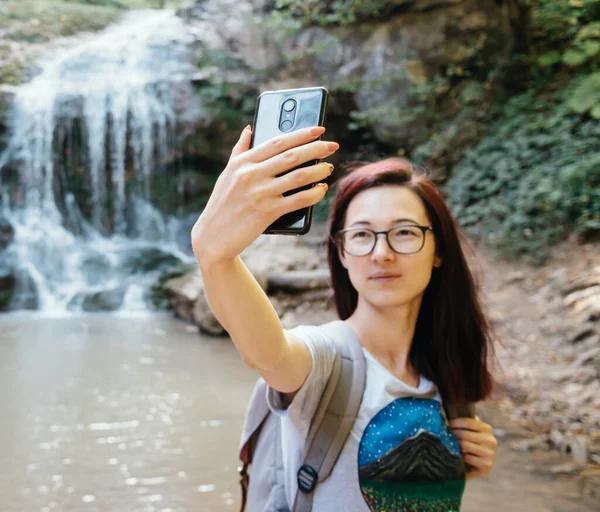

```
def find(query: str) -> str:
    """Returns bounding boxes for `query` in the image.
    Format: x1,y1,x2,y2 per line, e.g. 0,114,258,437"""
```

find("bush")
445,82,600,263
268,0,394,27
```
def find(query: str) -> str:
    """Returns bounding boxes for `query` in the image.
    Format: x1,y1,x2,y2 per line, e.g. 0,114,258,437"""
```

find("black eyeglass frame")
335,224,434,256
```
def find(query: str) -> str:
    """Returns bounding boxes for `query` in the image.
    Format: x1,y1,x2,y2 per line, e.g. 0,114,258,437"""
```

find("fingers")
277,181,329,214
230,125,253,160
462,452,494,475
457,439,493,459
448,417,493,433
256,140,339,178
451,428,487,444
452,429,498,454
271,162,334,195
240,125,327,164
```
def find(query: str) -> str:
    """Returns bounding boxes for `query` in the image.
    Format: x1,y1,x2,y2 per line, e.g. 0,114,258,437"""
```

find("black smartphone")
250,86,329,235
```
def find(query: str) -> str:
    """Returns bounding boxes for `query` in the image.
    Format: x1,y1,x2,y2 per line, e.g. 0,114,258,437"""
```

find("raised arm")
191,125,338,394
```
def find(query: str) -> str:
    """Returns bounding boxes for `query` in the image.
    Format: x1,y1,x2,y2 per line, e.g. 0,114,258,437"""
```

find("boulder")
267,268,331,293
240,234,322,274
68,286,126,312
162,233,331,335
163,266,268,336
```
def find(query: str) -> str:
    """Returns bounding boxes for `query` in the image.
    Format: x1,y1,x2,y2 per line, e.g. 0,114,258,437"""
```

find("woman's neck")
345,296,423,379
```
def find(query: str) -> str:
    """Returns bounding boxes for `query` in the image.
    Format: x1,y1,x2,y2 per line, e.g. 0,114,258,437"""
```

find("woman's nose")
371,234,394,261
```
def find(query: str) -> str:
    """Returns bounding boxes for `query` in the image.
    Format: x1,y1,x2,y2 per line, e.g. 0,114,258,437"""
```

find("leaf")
563,49,588,66
590,104,600,119
537,51,562,67
576,21,600,41
580,40,600,57
568,73,600,113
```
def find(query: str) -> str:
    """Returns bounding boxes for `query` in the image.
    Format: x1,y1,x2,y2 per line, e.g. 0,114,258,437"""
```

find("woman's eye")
393,228,418,237
351,230,369,239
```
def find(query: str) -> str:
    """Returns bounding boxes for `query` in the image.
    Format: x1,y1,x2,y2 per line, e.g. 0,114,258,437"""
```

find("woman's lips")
369,273,402,281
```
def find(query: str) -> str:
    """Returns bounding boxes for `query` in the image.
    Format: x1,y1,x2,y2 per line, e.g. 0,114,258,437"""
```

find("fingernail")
327,163,334,173
309,126,326,136
327,142,340,151
245,124,252,132
319,183,329,191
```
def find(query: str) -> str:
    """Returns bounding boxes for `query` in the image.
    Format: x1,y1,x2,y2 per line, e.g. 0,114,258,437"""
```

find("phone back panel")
250,87,328,235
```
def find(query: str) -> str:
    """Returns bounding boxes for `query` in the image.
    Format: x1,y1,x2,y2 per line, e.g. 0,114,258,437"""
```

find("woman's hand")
191,125,339,268
448,416,498,480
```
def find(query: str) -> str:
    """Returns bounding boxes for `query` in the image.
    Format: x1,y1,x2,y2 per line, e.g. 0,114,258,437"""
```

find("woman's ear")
433,254,442,268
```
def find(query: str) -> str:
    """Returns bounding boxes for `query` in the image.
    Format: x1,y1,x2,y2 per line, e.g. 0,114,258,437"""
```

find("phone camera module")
283,99,296,112
279,98,297,131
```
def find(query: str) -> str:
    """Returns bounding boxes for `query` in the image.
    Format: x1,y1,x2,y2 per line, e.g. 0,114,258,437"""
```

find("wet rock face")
180,0,515,174
0,249,39,311
0,271,16,310
120,248,183,275
0,85,16,156
0,217,15,251
67,286,126,312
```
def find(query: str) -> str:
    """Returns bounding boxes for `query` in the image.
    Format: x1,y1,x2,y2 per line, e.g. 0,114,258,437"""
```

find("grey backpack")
237,320,476,512
237,320,366,512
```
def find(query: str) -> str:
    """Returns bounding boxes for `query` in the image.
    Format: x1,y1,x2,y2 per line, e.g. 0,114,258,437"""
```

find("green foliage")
195,51,256,129
0,1,125,43
0,60,28,86
530,0,600,70
64,0,186,7
445,84,600,263
568,72,600,117
270,0,393,27
65,0,126,7
525,0,600,117
0,0,188,44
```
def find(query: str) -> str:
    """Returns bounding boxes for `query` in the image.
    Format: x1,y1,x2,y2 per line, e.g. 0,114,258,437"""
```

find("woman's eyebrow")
349,218,420,227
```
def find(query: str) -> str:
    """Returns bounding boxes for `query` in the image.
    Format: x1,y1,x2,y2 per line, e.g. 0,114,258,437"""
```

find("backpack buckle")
297,464,318,493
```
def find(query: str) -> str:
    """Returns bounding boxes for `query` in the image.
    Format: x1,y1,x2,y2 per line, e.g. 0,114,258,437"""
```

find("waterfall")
0,9,200,314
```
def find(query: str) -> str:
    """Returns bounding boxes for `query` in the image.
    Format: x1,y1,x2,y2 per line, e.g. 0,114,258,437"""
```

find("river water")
0,313,596,512
0,313,256,512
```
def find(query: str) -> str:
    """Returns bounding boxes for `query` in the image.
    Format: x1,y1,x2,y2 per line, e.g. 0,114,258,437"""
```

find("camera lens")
281,120,293,131
283,99,296,112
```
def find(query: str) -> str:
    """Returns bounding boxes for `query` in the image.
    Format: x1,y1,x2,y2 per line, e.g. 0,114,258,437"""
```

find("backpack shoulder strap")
238,378,270,512
444,402,476,420
292,320,366,512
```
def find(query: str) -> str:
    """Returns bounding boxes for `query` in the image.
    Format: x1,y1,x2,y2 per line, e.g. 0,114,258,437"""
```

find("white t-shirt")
267,321,467,512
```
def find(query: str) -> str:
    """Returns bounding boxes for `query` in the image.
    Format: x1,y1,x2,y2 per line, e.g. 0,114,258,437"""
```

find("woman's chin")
364,292,416,310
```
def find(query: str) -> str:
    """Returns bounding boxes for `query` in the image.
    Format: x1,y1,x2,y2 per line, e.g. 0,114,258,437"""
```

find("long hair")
326,158,495,404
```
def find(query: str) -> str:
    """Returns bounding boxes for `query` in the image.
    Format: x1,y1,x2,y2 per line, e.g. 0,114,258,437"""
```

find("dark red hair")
326,158,495,404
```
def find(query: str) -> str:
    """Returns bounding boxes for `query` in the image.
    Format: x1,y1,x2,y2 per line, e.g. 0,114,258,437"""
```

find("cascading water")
0,9,200,315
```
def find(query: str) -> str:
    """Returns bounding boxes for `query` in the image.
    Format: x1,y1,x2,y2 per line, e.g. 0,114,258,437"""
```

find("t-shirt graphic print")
358,397,466,512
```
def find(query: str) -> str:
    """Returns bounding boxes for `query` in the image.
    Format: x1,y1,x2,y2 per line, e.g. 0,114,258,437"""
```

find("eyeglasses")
336,225,433,256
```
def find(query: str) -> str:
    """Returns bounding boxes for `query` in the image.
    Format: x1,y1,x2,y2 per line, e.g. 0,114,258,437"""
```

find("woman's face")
338,185,441,310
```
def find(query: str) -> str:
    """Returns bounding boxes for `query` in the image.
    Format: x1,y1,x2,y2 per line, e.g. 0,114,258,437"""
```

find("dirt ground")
465,238,600,510
461,397,599,511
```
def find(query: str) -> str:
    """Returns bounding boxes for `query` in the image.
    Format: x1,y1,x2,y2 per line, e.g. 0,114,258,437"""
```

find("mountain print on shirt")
358,397,466,512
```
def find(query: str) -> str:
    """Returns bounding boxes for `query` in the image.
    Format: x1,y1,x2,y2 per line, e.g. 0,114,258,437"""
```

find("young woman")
191,125,498,511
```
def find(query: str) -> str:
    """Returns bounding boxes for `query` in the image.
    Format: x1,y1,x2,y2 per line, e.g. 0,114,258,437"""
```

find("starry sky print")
358,397,460,467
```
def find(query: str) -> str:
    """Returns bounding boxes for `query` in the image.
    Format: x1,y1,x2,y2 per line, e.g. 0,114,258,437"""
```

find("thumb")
230,125,253,160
